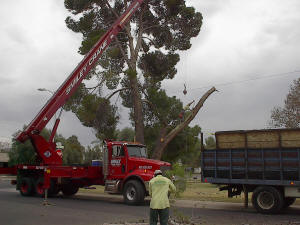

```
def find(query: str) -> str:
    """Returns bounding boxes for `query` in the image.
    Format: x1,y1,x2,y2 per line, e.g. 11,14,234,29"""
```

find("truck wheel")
20,177,34,196
283,197,296,208
123,180,145,205
252,186,284,214
61,183,79,196
50,182,60,196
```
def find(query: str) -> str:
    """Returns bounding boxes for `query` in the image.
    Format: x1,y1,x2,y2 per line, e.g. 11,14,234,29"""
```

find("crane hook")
183,83,187,95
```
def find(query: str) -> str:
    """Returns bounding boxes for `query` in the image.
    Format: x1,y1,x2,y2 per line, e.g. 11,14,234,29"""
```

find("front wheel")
123,180,145,205
252,186,284,214
61,183,79,196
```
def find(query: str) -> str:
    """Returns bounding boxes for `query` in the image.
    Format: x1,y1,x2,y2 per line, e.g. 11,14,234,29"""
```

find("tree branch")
106,87,129,100
142,36,159,48
134,4,147,59
165,87,217,141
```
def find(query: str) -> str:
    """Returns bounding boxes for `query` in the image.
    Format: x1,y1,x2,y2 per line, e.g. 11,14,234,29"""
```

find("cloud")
164,0,300,134
0,0,300,147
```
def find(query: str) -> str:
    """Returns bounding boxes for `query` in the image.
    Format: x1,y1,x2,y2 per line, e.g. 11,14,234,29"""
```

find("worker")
149,170,176,225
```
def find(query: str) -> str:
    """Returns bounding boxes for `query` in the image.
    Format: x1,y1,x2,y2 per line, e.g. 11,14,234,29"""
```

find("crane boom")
16,0,145,165
17,0,144,143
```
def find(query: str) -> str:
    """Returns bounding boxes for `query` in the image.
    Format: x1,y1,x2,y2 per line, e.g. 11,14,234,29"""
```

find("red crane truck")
0,0,171,205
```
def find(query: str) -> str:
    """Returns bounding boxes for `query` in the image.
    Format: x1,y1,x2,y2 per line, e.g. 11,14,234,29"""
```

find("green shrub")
165,163,187,197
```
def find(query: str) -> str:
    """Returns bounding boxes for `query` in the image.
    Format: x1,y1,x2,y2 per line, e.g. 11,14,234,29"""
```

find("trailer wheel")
20,177,34,196
123,180,145,205
283,197,296,208
252,186,284,214
61,183,79,196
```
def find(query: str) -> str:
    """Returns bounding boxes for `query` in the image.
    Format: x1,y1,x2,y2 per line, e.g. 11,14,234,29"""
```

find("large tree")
269,78,300,128
64,0,203,144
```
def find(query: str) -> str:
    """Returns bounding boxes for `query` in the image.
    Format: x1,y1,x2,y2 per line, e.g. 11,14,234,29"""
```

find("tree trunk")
130,74,145,144
151,87,217,160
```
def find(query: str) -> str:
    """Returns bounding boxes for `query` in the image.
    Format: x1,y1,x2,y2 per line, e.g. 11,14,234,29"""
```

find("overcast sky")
0,0,299,146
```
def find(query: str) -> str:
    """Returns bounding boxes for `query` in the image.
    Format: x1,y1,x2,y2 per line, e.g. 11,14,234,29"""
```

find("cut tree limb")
151,87,217,160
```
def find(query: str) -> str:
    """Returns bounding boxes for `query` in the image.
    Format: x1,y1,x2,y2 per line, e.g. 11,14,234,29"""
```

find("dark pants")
150,208,169,225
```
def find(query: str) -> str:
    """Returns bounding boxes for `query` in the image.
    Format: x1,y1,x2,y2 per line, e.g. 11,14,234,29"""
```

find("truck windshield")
127,145,147,158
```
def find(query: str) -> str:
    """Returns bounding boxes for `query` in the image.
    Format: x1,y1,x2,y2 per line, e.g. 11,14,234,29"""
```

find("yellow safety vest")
149,175,176,209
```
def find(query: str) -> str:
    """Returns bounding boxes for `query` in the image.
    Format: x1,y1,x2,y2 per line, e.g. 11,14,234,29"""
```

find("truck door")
109,145,126,179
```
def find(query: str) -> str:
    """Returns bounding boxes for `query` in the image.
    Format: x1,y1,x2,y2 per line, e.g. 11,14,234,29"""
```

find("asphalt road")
0,179,149,225
1,178,300,225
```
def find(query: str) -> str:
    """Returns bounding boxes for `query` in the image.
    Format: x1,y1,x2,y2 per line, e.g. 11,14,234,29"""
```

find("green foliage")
164,126,201,166
9,139,36,167
66,87,119,140
83,142,103,165
269,78,300,128
144,87,183,127
125,68,137,80
63,135,84,165
165,163,186,197
205,136,216,149
116,127,135,142
139,51,179,82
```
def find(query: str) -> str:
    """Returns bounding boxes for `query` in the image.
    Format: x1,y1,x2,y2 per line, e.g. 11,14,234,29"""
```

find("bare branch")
142,36,159,48
106,87,129,100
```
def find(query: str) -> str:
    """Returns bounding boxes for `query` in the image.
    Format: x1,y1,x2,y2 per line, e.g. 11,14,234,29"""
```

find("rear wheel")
123,180,145,205
20,177,34,196
50,182,60,196
252,186,284,214
61,183,79,196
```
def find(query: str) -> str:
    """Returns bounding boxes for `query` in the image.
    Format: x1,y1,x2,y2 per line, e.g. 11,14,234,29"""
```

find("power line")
188,70,300,92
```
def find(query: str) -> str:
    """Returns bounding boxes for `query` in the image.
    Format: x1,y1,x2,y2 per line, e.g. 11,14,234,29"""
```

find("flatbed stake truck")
201,128,300,214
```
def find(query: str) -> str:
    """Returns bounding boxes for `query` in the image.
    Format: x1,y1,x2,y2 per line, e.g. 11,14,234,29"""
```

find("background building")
0,152,9,167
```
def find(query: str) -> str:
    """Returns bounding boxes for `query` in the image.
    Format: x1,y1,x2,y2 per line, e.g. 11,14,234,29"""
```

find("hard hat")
154,170,162,175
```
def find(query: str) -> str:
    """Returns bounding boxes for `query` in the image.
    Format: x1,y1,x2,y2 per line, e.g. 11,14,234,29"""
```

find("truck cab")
104,141,171,204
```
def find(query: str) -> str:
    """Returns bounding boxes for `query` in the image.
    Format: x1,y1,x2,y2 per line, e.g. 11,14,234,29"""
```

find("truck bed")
201,148,300,186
